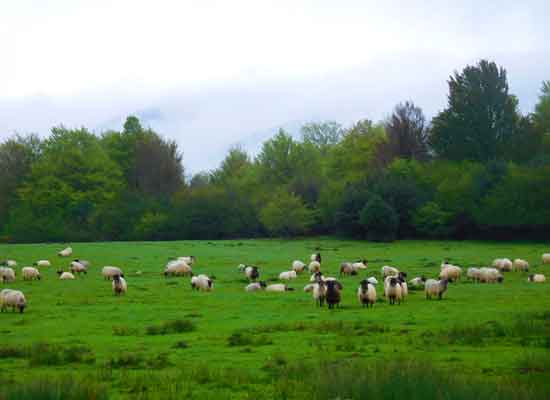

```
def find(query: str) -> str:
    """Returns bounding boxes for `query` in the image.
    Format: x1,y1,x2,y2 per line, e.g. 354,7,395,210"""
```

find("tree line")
1,60,549,243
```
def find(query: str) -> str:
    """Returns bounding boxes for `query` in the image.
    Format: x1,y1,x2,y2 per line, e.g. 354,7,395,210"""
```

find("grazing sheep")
73,259,91,269
467,268,481,282
191,275,213,291
0,267,16,283
58,247,73,257
1,260,17,268
493,258,513,272
112,275,128,295
266,284,294,292
70,261,87,275
279,270,297,281
102,266,124,280
513,259,529,272
352,260,368,271
357,279,376,308
381,266,399,278
178,256,197,266
164,260,192,277
478,268,503,284
58,271,75,280
245,281,267,292
21,267,41,281
339,262,355,276
440,265,462,282
34,260,51,268
386,277,402,305
325,280,342,309
0,289,26,313
308,261,321,273
528,274,546,283
312,281,327,307
409,276,426,287
310,253,321,263
239,264,260,281
292,260,307,273
543,254,550,264
425,279,449,300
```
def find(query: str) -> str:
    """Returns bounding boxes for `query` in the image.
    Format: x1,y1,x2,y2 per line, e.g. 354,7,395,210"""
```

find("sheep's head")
259,281,267,288
56,270,63,275
359,279,369,290
528,274,534,282
421,276,427,282
17,304,26,313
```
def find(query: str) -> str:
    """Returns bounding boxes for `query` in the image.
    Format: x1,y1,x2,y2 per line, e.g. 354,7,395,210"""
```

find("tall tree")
385,101,429,160
301,121,344,153
256,129,299,185
534,81,550,135
429,60,521,162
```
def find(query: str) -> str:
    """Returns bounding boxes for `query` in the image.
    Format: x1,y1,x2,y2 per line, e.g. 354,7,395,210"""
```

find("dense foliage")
1,60,549,242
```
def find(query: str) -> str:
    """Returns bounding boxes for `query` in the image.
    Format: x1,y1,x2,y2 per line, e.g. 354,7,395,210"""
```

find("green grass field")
1,238,550,399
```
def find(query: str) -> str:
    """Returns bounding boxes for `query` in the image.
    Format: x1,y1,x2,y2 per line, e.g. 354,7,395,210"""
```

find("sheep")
425,279,449,300
73,259,91,269
164,260,192,277
367,276,378,285
310,252,321,263
245,281,267,292
102,266,124,280
308,261,321,273
513,259,529,272
58,247,73,257
310,272,325,282
493,258,513,272
409,276,426,288
357,279,376,308
292,260,307,273
352,260,368,271
467,268,481,282
70,261,87,275
58,271,75,280
325,280,342,309
239,264,260,281
34,260,51,268
386,277,402,305
528,274,546,283
1,260,17,268
478,268,503,284
279,270,297,281
312,280,327,307
191,275,213,291
381,265,399,278
303,283,316,292
0,267,16,283
21,267,41,281
112,275,128,295
178,256,196,266
266,284,294,292
398,276,408,301
339,262,356,276
543,254,550,264
0,289,27,313
440,265,462,282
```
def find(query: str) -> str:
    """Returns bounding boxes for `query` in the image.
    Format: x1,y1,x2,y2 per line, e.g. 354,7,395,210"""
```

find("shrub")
146,320,195,335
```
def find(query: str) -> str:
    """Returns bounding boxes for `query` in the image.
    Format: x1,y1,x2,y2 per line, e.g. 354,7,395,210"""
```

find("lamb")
239,264,260,281
409,276,426,287
34,260,51,268
308,261,321,273
467,268,481,282
0,289,27,313
266,284,294,292
279,270,297,281
0,267,16,283
178,256,196,266
191,275,213,291
440,265,462,282
386,277,402,305
58,271,75,280
70,261,87,275
312,280,327,307
381,266,399,278
425,279,449,300
310,252,321,263
245,281,266,292
513,259,529,272
292,260,307,273
102,266,124,280
58,247,73,257
543,254,550,264
164,260,192,277
325,280,342,309
21,267,41,281
112,275,127,295
357,279,376,308
528,274,546,283
493,258,513,272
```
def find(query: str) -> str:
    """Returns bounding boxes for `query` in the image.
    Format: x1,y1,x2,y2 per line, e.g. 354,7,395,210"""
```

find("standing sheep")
178,256,196,266
312,281,327,307
425,279,449,300
310,253,321,263
440,265,462,282
386,277,402,305
528,274,546,283
339,262,356,276
352,260,368,271
325,280,343,309
0,267,16,283
102,266,124,280
74,259,91,269
112,275,128,295
21,267,41,281
58,247,73,257
493,258,513,272
1,260,17,268
467,268,481,282
292,261,307,273
357,279,376,308
191,275,213,291
164,260,192,277
0,289,27,313
70,261,87,275
279,270,297,281
308,261,321,273
239,265,260,281
542,254,550,265
513,259,529,272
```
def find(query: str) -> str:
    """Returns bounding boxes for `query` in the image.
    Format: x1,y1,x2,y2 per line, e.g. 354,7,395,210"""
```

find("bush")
413,202,453,237
359,196,399,241
146,319,195,335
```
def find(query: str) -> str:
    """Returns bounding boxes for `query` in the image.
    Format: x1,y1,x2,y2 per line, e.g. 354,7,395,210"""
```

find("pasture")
1,238,550,399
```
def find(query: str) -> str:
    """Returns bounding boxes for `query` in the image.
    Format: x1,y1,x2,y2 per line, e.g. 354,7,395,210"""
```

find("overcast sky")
1,1,549,173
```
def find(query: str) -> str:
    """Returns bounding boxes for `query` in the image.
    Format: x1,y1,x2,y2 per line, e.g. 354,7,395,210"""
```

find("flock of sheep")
1,247,549,314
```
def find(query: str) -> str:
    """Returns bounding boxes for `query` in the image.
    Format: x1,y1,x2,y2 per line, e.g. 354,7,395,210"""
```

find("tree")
385,101,429,160
429,60,521,162
359,196,399,242
259,191,314,237
301,121,344,153
210,146,251,185
256,129,299,185
534,81,550,136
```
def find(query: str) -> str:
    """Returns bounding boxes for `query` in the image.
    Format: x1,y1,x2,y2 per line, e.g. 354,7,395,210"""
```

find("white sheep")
112,275,128,295
478,268,503,284
339,262,357,276
440,265,462,282
0,289,27,313
164,260,192,277
3,260,17,267
542,254,550,264
303,283,316,292
310,253,321,262
492,258,513,272
191,275,213,291
21,267,41,281
34,260,51,268
425,279,449,300
239,265,259,281
528,274,546,283
178,256,196,266
58,271,75,280
73,259,91,269
385,277,402,305
467,268,481,282
58,247,73,257
381,265,399,278
357,279,376,308
266,284,294,292
102,266,124,280
292,260,307,273
245,282,266,292
0,267,16,283
399,279,409,300
409,276,426,287
367,277,378,285
279,270,297,281
308,261,321,273
312,281,327,307
70,261,87,275
513,259,529,272
352,260,368,270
